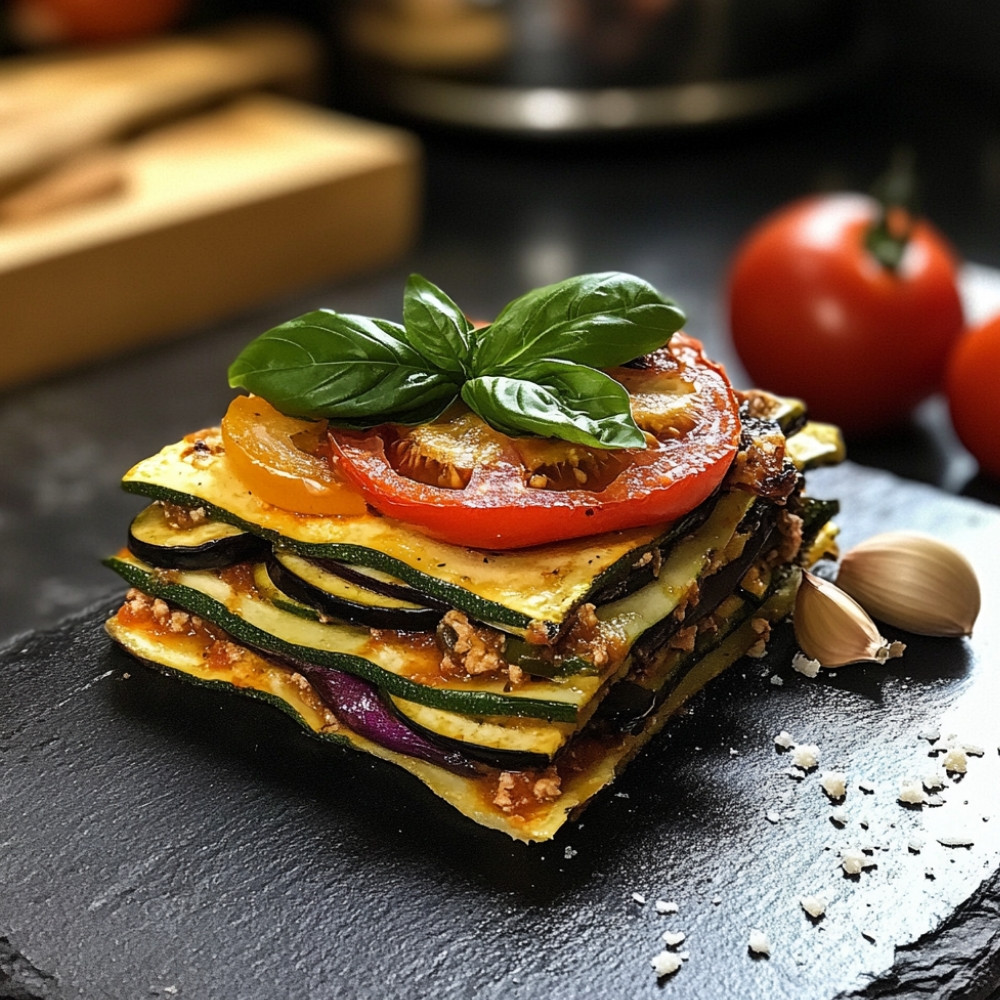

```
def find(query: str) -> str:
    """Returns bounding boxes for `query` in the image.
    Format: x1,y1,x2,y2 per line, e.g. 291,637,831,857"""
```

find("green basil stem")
865,147,918,273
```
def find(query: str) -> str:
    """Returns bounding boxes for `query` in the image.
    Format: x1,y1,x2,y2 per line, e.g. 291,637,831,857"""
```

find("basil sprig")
228,272,685,450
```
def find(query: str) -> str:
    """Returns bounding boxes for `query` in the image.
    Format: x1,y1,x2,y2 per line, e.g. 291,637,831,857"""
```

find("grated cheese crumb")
840,848,876,875
922,770,947,791
774,730,795,749
943,747,969,774
858,780,875,794
632,892,646,905
651,951,683,977
799,895,828,919
655,900,679,915
898,778,928,806
937,831,975,847
661,931,686,947
792,653,821,678
766,810,781,824
830,807,849,826
791,743,820,771
820,771,847,800
748,929,772,956
770,674,785,687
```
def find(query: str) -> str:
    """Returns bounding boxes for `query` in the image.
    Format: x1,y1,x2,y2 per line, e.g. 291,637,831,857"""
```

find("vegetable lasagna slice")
104,273,843,841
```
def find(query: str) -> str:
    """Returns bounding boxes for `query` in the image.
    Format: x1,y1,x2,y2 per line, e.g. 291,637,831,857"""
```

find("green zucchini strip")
105,553,582,722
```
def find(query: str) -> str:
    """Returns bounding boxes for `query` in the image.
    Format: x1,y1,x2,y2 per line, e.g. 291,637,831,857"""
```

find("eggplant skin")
127,506,267,570
265,555,446,631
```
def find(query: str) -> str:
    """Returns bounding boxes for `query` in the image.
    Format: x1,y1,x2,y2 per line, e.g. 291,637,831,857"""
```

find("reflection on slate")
1,462,999,1000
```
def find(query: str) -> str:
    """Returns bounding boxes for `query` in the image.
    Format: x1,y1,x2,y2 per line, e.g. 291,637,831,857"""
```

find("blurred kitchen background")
1,0,999,641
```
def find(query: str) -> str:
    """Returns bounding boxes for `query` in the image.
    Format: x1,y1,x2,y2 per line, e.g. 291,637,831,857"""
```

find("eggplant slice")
265,551,447,630
128,503,266,570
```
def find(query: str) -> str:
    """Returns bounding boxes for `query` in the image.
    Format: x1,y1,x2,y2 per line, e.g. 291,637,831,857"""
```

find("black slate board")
2,462,999,1000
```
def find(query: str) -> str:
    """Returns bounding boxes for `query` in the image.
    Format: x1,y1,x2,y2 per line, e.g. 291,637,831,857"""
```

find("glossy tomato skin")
728,193,964,434
946,315,1000,480
10,0,188,45
329,335,742,550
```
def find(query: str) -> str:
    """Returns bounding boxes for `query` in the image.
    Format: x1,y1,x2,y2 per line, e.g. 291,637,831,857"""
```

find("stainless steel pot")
333,0,873,134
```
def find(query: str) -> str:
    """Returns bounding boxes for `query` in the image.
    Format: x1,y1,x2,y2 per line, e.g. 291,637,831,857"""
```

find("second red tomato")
727,193,964,434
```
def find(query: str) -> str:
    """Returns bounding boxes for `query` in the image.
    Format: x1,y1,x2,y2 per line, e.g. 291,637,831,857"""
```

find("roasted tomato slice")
328,335,741,549
221,394,367,516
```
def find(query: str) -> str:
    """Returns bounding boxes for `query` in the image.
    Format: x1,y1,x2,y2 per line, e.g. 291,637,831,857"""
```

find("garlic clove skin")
836,531,980,637
794,571,906,668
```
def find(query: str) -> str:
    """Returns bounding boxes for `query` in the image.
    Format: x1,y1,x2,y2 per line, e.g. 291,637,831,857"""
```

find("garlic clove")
836,531,980,637
794,571,906,668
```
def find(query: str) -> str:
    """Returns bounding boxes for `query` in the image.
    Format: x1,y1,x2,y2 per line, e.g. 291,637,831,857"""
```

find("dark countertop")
2,72,999,643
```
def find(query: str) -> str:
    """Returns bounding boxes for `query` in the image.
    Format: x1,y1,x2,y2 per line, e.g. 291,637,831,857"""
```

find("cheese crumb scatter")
748,929,772,956
858,780,875,794
792,653,821,678
923,770,947,791
898,778,928,805
943,747,968,774
774,730,795,749
791,743,820,771
964,743,985,757
632,892,646,905
564,846,577,859
766,810,781,824
770,674,785,686
820,771,847,800
908,836,926,853
650,952,683,977
655,900,679,914
830,808,849,826
712,896,722,905
840,848,876,875
918,726,941,742
937,831,975,847
661,931,686,947
799,895,828,919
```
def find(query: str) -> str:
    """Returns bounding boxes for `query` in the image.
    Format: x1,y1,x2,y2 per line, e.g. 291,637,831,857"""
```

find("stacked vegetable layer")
104,391,842,841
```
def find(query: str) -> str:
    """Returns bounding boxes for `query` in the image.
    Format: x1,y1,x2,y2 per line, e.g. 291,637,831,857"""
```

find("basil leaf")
402,274,474,375
228,310,458,424
461,360,647,450
471,272,685,373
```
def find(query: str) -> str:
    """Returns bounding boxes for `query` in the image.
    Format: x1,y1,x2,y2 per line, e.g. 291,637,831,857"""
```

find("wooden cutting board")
0,95,422,388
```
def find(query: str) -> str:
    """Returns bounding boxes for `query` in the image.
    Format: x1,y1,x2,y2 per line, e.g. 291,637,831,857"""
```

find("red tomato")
727,193,965,434
328,335,741,550
10,0,188,45
946,314,1000,480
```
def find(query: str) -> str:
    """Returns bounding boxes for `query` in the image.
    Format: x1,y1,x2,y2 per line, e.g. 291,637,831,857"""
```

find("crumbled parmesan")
661,931,686,947
651,951,683,977
748,929,771,956
655,900,679,915
791,744,820,771
632,892,646,905
830,807,849,826
774,730,795,750
820,771,847,800
840,848,876,875
937,830,975,847
922,770,947,791
799,895,828,919
769,674,785,687
792,653,821,678
942,746,969,774
765,810,781,824
898,778,928,806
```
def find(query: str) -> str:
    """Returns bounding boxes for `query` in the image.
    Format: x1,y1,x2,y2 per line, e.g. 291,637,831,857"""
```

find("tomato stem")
865,147,918,273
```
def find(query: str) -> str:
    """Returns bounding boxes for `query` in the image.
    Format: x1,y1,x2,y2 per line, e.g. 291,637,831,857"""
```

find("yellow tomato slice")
220,394,367,516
